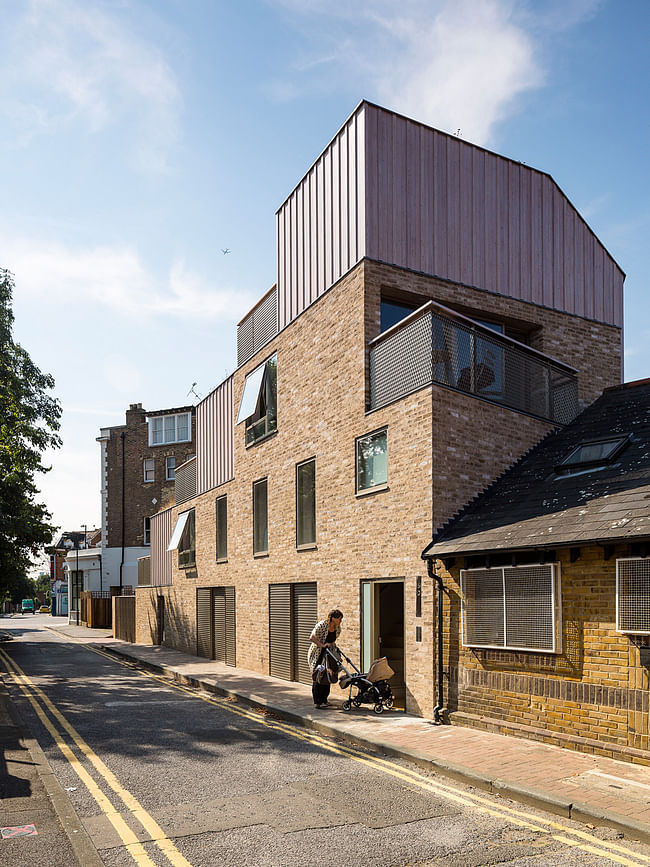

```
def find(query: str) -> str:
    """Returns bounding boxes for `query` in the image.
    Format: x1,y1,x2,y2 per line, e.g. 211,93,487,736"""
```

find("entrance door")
361,580,405,709
156,595,165,645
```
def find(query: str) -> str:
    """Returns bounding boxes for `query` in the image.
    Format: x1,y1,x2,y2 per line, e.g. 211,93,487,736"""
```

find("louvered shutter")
224,586,236,666
196,588,213,659
292,582,317,685
269,584,292,680
213,589,226,662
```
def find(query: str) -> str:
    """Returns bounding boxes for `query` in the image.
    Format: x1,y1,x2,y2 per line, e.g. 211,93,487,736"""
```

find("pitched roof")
425,379,650,558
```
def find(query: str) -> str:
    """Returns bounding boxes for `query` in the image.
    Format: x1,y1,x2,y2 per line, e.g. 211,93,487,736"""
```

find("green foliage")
0,268,62,597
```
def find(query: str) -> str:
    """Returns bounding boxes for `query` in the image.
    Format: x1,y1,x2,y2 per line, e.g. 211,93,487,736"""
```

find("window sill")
178,561,196,570
296,543,317,552
253,551,269,559
245,429,278,449
216,557,228,564
355,484,389,498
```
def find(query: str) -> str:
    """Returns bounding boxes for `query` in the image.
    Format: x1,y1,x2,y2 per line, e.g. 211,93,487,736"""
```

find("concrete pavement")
5,617,650,851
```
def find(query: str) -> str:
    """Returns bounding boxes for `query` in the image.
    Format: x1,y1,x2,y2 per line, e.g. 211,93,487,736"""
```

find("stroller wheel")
373,702,384,715
352,698,362,708
384,697,394,710
342,699,352,712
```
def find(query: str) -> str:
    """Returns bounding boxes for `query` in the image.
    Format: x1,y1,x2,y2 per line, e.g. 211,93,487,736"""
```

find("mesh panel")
504,566,555,651
462,569,505,647
175,457,197,505
617,559,650,633
369,306,578,424
370,313,433,407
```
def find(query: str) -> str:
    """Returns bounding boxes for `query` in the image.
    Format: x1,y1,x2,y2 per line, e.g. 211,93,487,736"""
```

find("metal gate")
196,586,236,664
268,582,317,684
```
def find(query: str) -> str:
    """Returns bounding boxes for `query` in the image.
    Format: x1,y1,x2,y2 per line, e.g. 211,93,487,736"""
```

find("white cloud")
1,0,180,171
3,235,256,322
268,0,599,145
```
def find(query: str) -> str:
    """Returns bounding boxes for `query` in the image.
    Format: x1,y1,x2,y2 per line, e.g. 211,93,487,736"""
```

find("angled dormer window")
555,435,630,477
236,354,277,446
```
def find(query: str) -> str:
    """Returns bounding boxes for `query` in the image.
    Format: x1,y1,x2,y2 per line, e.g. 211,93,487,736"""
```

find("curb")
98,644,650,845
0,674,103,867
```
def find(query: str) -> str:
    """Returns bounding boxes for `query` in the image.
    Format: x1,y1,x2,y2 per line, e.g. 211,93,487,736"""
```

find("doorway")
156,595,165,646
361,579,405,709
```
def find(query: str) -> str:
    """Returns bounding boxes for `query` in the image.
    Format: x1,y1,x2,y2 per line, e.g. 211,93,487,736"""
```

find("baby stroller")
325,647,395,714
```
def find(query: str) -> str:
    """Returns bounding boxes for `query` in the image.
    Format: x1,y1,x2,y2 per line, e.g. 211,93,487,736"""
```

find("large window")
148,412,192,446
236,354,277,446
253,479,268,555
617,558,650,633
461,565,559,652
216,495,228,562
296,459,316,547
356,428,388,492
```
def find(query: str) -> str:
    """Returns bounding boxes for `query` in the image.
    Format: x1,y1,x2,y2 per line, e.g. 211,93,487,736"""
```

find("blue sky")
1,0,648,562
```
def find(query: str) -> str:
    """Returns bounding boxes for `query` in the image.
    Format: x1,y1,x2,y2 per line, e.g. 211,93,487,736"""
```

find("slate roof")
424,379,650,558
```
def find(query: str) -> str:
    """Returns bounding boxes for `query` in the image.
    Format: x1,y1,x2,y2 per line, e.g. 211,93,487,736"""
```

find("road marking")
85,645,650,867
0,647,193,867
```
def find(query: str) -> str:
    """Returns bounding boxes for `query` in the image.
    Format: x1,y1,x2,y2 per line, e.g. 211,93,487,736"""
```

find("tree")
0,268,62,598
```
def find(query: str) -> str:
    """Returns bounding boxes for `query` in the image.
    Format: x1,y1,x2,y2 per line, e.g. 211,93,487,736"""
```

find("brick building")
135,101,624,724
425,379,650,763
97,403,196,592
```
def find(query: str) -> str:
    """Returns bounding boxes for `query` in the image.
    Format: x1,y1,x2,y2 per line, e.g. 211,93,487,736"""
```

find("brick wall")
136,258,619,718
105,405,196,549
439,545,650,762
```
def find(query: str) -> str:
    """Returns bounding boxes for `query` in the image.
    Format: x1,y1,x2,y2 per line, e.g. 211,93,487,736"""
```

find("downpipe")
427,557,445,724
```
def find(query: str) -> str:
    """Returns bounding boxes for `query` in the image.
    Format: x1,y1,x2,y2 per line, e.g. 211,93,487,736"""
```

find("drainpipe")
119,431,125,592
427,557,444,723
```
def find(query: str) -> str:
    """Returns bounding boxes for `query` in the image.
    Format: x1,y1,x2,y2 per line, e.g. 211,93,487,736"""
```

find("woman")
308,608,343,708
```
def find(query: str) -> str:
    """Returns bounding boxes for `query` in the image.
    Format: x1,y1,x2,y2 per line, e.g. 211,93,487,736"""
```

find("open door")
361,580,405,709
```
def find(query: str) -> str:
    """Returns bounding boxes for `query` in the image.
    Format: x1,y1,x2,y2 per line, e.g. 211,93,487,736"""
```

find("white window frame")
143,458,155,482
167,510,191,551
143,517,151,546
461,563,561,653
165,456,176,481
616,557,650,634
147,413,192,446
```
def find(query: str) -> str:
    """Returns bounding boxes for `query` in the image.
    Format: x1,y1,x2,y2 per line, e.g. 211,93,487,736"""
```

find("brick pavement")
48,621,650,844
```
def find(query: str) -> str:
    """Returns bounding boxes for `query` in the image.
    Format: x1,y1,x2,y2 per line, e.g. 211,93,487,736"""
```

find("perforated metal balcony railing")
369,301,579,424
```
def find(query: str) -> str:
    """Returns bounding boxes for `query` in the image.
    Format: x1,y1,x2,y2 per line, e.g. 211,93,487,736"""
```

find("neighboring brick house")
424,379,650,764
97,403,196,592
136,101,624,722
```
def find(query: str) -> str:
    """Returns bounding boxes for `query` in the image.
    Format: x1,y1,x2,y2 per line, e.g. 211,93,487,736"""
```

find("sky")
1,0,648,571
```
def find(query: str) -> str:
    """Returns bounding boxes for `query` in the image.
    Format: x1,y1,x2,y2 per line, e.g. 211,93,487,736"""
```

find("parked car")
39,605,51,614
21,599,35,614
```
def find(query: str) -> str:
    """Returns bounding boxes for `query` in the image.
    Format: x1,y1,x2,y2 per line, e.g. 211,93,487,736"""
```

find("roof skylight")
555,435,630,475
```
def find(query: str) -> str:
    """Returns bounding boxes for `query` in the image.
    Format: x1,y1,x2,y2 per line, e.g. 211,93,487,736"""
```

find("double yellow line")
88,646,650,867
0,647,193,867
4,638,650,867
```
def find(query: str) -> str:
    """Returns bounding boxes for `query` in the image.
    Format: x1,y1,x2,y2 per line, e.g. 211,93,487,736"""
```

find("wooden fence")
80,591,112,628
113,595,135,643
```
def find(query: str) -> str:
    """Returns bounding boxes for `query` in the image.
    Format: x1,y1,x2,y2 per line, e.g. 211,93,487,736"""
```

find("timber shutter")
292,583,317,684
197,586,236,664
268,582,317,683
269,584,292,680
197,587,212,659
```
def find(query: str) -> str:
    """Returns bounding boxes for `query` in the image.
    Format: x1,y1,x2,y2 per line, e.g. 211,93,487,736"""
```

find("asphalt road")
3,616,650,867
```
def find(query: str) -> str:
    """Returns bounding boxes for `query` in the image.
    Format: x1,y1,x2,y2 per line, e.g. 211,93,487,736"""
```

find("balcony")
369,301,579,424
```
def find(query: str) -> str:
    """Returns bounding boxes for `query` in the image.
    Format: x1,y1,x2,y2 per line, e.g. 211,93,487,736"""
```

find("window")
70,571,82,612
143,458,155,482
380,298,418,332
461,565,559,652
617,558,650,633
356,428,388,492
216,495,228,562
165,456,176,480
556,436,629,476
144,517,151,546
167,509,195,569
253,479,268,555
236,354,277,445
296,459,316,547
148,412,192,446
